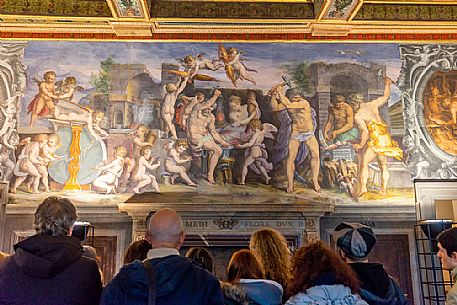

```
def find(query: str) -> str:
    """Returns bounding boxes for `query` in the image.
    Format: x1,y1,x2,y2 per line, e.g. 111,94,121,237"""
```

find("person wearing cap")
437,227,457,305
333,222,406,305
269,84,320,193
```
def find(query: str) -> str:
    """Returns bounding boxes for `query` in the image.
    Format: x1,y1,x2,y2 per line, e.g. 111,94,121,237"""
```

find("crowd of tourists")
0,195,436,305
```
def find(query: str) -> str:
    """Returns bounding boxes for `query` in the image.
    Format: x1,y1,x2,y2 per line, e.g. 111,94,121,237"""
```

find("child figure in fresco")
225,47,257,86
164,139,196,186
28,71,59,127
162,75,188,139
131,145,161,194
10,134,49,194
92,110,109,139
182,54,223,80
35,133,61,192
235,119,277,185
93,145,127,194
120,124,152,189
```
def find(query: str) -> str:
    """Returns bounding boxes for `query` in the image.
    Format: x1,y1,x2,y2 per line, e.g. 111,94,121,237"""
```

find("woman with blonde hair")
285,241,367,305
250,228,291,290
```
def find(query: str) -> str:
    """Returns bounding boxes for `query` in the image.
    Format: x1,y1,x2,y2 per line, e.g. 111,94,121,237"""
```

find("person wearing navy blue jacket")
101,208,224,305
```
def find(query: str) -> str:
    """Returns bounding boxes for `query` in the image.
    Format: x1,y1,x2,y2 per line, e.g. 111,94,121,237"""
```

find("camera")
71,221,93,242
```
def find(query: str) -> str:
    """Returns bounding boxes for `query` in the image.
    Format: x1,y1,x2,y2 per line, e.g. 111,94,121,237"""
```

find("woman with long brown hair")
285,241,368,305
249,228,291,290
223,249,283,305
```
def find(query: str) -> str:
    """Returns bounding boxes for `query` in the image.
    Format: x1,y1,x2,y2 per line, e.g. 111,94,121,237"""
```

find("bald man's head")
147,208,185,249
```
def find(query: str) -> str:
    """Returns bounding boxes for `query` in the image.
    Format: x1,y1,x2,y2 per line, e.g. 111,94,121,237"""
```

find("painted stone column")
64,125,83,190
303,216,320,245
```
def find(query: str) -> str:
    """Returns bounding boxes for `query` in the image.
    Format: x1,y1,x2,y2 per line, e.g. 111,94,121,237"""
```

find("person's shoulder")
0,255,14,271
285,292,312,304
185,259,219,282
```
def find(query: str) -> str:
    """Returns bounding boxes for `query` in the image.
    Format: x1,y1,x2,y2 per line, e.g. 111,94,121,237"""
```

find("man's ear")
451,251,457,261
339,248,347,260
177,231,185,249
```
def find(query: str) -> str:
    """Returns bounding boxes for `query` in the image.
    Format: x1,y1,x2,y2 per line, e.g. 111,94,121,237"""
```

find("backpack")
359,277,407,305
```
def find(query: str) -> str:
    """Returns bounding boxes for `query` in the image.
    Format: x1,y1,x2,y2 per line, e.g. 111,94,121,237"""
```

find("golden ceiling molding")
310,23,353,36
109,21,153,36
0,23,113,33
152,23,312,33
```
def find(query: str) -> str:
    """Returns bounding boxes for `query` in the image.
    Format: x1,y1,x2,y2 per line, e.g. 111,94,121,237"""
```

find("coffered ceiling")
1,0,457,41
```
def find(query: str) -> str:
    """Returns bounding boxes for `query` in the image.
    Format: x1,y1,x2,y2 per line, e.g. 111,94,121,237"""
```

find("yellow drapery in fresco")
367,120,403,161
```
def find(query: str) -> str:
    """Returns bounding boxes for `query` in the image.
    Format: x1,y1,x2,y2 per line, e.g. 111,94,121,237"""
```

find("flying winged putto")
218,43,257,87
165,53,222,83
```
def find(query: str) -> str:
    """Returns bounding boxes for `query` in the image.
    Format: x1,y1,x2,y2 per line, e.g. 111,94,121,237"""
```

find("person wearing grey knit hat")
334,222,377,260
333,222,406,305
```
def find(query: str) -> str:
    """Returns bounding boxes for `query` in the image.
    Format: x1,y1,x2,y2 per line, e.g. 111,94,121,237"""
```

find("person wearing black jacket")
333,222,406,305
0,196,102,305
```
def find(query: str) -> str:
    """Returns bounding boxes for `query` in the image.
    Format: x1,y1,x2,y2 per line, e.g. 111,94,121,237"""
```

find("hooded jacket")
101,254,224,305
239,279,283,305
0,234,102,305
284,284,368,305
350,263,406,305
221,279,283,305
221,282,251,305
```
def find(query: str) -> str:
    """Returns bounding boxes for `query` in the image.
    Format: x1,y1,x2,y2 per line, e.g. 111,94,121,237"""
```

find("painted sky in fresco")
21,42,402,127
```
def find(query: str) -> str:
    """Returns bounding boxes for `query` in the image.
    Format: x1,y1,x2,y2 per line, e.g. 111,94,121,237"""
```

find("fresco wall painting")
1,41,449,205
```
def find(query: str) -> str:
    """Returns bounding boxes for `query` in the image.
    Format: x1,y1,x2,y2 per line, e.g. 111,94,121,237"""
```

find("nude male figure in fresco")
350,77,403,197
323,95,359,151
270,85,321,193
187,89,229,184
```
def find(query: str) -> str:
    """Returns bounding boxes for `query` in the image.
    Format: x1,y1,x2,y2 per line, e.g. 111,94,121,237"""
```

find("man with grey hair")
102,208,224,305
0,196,102,305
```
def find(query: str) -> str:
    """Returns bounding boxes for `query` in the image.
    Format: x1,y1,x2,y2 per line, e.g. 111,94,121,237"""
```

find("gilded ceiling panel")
354,3,457,21
0,0,112,17
151,1,314,19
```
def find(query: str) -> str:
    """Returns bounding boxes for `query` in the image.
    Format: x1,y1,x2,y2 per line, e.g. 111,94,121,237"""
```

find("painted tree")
282,61,311,95
90,56,115,95
88,56,116,112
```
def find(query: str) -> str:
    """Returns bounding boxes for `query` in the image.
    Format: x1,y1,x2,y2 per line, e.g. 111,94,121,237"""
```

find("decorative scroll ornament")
0,42,27,182
399,44,457,179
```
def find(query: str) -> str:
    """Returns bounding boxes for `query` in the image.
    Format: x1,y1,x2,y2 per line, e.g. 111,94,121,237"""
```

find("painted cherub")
162,75,188,139
10,134,49,194
176,92,205,131
178,54,223,81
219,44,257,87
35,133,61,192
164,139,196,187
92,110,109,139
235,119,277,185
55,76,84,102
93,145,127,194
120,124,152,189
27,71,59,127
131,145,161,193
